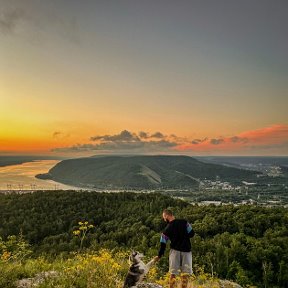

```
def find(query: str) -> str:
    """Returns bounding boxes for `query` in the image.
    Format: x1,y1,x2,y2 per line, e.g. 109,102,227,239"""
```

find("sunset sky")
1,0,287,156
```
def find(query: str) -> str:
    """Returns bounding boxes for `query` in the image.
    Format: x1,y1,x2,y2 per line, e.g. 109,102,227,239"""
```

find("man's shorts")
169,249,193,275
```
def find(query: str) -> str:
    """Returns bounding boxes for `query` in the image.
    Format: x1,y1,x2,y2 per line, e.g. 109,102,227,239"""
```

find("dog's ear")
129,251,137,264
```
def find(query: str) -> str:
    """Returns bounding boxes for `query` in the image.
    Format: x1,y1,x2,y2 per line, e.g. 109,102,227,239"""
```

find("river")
0,160,79,191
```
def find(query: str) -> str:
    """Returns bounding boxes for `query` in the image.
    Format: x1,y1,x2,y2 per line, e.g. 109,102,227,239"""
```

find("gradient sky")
1,0,287,156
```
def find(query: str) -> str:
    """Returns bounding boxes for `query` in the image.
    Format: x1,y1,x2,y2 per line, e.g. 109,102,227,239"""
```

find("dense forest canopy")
0,191,287,287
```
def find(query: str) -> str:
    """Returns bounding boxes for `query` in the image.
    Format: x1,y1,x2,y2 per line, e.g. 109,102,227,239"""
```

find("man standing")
156,209,194,288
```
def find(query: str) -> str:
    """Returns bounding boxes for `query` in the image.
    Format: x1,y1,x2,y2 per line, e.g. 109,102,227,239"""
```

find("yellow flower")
112,262,121,270
1,251,11,261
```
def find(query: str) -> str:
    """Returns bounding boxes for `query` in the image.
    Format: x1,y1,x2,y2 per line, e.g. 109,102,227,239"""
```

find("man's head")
162,209,175,223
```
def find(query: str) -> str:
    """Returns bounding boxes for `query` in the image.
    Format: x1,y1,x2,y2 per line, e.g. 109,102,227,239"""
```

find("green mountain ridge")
36,155,258,189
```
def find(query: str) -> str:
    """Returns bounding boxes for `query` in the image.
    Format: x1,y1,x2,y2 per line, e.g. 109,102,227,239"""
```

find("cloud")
52,131,70,139
151,132,165,139
0,3,80,43
238,124,288,144
229,136,248,143
52,124,288,156
0,8,25,34
53,130,178,154
191,138,208,145
91,130,169,142
138,131,167,139
90,130,140,142
53,131,62,138
139,131,149,139
52,139,177,153
210,138,225,145
52,144,97,152
177,124,288,155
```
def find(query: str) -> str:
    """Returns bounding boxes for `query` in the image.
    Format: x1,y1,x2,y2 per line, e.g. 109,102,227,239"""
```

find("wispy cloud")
210,138,225,145
229,136,248,143
177,124,288,155
0,3,79,43
238,124,288,144
53,131,62,139
52,124,288,155
52,131,70,139
0,8,24,34
191,138,208,145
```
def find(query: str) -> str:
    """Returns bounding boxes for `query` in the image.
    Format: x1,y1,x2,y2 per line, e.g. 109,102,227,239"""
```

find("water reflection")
0,160,78,191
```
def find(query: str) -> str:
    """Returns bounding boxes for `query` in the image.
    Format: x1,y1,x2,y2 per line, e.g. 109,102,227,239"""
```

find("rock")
16,271,58,288
136,283,163,288
218,279,242,288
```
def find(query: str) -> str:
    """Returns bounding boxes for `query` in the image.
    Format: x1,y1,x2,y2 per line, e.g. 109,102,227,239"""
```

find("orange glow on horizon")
0,124,287,156
175,124,288,154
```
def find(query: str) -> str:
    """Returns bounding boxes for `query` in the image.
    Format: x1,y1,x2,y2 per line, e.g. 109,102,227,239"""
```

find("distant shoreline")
0,156,64,168
0,160,37,168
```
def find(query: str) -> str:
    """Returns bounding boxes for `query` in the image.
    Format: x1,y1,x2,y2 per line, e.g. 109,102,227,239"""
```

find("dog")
123,251,158,288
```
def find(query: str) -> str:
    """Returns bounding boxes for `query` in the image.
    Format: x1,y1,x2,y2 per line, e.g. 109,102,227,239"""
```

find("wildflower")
1,251,11,261
73,220,95,250
112,262,121,270
73,230,80,236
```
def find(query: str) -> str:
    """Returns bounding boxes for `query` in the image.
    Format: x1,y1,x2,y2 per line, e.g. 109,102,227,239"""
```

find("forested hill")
36,155,258,189
0,191,287,287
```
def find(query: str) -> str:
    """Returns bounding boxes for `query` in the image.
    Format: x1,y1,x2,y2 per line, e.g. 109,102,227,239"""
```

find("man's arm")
158,233,169,258
186,222,195,238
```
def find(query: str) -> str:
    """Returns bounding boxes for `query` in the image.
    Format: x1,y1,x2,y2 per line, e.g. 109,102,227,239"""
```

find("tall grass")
0,249,231,288
0,233,239,288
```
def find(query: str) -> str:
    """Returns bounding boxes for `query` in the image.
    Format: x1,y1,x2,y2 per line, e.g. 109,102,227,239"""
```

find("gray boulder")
136,284,163,288
16,271,58,288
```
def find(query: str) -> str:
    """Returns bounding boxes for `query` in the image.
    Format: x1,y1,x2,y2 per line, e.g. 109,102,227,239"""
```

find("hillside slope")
36,155,258,189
